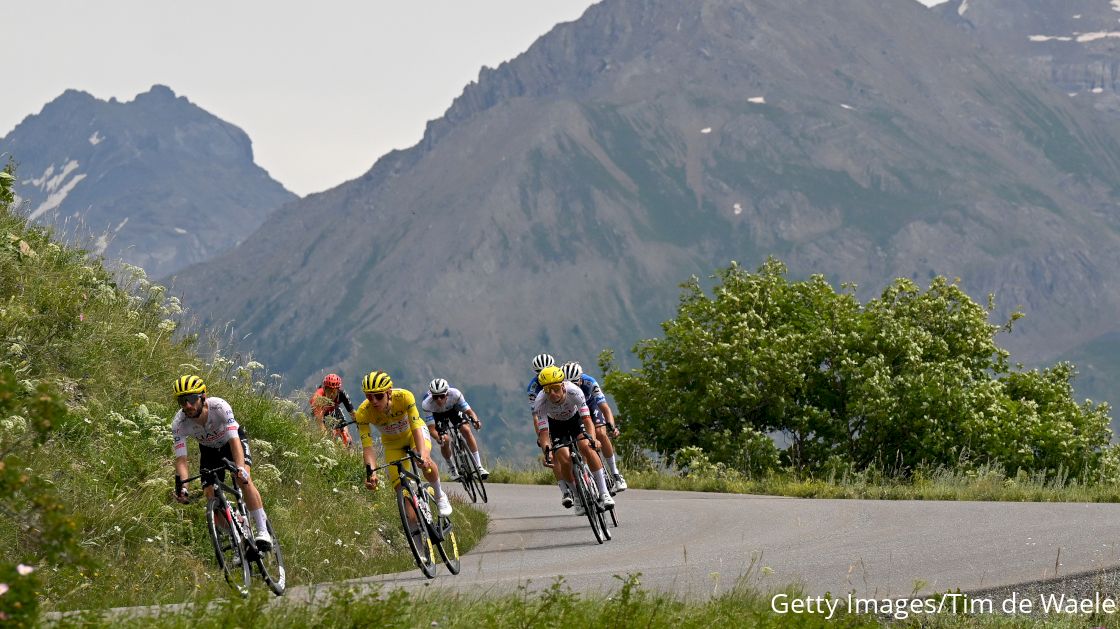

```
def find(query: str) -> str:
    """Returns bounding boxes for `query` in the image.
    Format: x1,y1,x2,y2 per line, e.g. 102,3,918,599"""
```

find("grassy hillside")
0,164,484,616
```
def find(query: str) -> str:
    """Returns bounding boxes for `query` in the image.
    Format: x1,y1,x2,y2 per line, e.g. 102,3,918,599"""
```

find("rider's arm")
174,455,189,484
597,401,615,428
339,390,356,415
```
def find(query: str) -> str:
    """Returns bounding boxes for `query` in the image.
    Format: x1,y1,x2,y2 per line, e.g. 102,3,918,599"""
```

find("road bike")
547,431,612,545
371,446,461,579
441,412,487,503
180,458,286,596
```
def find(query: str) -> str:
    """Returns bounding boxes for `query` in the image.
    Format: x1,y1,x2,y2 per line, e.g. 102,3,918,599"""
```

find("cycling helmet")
173,375,206,396
537,365,566,387
362,370,393,393
429,378,449,395
323,373,342,389
532,353,555,373
561,362,583,383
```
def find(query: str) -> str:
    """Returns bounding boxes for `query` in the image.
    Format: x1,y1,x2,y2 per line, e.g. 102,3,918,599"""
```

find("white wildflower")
158,319,177,332
245,361,264,371
16,564,34,576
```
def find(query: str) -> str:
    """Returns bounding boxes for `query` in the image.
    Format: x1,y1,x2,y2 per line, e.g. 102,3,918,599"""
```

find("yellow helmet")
537,366,565,387
363,370,393,393
173,375,207,396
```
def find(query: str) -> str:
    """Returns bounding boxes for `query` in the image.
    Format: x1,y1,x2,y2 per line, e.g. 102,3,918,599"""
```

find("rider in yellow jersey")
356,370,452,516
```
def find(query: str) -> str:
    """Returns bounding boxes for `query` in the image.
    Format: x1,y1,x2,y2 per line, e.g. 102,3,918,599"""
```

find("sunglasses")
432,393,447,400
370,392,387,401
544,383,564,393
177,393,203,406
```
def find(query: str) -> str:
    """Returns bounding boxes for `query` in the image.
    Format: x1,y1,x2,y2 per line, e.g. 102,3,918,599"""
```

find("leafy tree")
602,258,1113,478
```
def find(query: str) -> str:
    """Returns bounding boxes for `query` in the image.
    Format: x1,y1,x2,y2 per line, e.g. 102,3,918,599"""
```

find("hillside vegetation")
0,164,484,623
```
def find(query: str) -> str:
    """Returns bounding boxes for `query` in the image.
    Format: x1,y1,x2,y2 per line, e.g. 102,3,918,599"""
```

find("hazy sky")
5,1,943,196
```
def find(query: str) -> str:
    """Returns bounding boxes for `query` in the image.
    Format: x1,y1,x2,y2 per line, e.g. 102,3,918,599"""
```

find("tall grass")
0,193,485,612
49,576,1115,628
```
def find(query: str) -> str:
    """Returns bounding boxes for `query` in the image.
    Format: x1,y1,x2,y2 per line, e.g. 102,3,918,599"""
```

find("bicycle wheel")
431,514,461,575
572,457,605,544
396,481,437,578
253,519,287,596
459,438,488,504
206,497,251,595
452,438,477,502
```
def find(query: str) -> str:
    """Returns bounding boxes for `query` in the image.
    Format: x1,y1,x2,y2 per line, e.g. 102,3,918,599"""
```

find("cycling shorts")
199,426,253,480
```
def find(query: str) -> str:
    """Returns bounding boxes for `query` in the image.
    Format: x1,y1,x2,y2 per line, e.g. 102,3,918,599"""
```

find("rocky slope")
0,85,296,277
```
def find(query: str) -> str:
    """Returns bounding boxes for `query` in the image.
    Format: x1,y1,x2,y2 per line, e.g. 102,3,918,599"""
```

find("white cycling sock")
472,450,482,467
251,508,267,532
593,469,610,497
608,454,620,475
558,480,570,494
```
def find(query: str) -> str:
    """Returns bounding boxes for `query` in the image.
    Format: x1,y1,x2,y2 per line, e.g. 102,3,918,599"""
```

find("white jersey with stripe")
420,387,471,418
532,381,590,428
171,396,239,458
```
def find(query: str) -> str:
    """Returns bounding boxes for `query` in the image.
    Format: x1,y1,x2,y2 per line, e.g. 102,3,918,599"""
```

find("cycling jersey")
309,387,355,417
172,396,239,458
354,388,427,449
574,373,610,426
526,376,543,412
532,381,590,431
420,387,471,419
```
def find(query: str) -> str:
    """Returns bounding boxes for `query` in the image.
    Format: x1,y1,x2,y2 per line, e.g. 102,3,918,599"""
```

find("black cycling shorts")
199,426,253,479
432,410,468,434
547,413,586,449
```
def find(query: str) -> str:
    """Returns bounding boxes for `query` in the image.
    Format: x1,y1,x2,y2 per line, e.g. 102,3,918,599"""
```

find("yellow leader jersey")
354,388,427,449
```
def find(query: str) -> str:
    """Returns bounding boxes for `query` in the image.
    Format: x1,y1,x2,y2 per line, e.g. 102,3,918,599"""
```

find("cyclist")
533,366,614,512
562,362,627,491
421,378,488,481
171,375,272,548
356,370,452,517
309,373,356,446
527,353,571,506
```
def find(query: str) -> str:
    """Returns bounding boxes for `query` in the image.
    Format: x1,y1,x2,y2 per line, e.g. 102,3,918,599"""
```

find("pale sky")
4,1,943,197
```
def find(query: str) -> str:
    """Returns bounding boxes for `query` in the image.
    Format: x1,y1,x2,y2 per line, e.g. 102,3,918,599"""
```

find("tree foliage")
602,258,1113,479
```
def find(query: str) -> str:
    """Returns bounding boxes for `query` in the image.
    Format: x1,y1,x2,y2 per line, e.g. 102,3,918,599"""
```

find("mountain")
930,0,1120,411
0,85,296,277
174,0,1120,456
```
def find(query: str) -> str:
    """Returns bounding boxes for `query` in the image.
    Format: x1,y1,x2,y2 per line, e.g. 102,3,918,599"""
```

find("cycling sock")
608,454,620,475
443,455,456,470
593,469,610,497
251,508,267,532
431,478,444,498
472,450,482,467
558,480,570,494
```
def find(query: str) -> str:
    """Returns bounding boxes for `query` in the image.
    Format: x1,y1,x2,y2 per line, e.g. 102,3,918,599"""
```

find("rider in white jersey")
171,375,272,548
421,378,488,480
533,366,614,512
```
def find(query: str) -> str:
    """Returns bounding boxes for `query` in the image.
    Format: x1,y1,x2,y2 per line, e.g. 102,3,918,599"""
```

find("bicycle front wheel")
433,517,461,575
461,442,488,504
397,482,437,578
254,519,287,596
206,498,251,595
573,460,605,544
453,440,478,502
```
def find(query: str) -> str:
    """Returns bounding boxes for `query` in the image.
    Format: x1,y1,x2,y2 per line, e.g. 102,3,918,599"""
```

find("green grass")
487,461,1120,503
47,576,1119,628
0,185,486,614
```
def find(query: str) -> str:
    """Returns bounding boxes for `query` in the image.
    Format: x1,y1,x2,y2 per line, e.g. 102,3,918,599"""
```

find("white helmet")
428,378,449,395
561,362,583,383
532,353,555,373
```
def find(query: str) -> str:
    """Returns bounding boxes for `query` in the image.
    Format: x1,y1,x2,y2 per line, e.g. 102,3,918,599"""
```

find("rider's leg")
596,425,620,475
578,439,611,498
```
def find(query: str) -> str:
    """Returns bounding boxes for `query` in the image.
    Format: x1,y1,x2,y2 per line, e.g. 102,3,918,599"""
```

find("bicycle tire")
453,436,477,502
206,497,251,595
458,432,488,504
397,480,437,578
431,512,461,575
572,455,605,544
254,519,287,596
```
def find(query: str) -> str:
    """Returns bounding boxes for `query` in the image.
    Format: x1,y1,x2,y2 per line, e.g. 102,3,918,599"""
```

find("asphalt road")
328,483,1120,600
